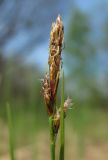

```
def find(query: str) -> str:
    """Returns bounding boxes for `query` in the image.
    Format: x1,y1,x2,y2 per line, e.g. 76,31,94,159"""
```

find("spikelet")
64,97,72,112
42,73,53,116
42,15,64,116
49,15,64,101
54,110,60,133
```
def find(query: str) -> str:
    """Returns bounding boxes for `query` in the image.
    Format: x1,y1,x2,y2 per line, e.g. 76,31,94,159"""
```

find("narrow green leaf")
59,70,65,160
49,116,55,160
6,103,15,160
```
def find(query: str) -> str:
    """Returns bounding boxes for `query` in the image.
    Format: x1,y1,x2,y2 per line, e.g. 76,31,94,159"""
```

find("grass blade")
49,116,55,160
59,70,65,160
6,103,15,160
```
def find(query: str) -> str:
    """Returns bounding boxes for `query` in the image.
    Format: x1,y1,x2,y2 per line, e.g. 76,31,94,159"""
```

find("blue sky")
2,0,108,75
26,0,108,74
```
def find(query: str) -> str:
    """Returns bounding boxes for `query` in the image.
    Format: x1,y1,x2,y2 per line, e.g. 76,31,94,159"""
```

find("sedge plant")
41,15,72,160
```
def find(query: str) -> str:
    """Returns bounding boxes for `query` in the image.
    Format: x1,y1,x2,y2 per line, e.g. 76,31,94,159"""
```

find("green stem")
6,103,15,160
49,116,55,160
59,71,65,160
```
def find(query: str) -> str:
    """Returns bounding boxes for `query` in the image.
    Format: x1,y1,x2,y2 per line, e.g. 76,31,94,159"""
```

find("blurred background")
0,0,108,159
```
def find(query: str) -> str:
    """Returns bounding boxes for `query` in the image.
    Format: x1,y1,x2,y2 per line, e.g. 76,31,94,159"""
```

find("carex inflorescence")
42,15,72,133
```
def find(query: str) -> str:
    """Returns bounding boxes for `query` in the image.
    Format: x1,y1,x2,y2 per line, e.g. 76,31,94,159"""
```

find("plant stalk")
49,115,55,160
59,71,65,160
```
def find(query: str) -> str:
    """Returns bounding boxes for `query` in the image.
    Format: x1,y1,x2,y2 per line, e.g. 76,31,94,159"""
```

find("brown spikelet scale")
49,15,64,101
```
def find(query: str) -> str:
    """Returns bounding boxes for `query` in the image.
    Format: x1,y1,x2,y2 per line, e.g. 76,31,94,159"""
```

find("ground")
0,119,108,160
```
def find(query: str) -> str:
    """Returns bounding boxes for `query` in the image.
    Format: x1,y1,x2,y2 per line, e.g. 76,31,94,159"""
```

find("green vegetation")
7,103,15,160
59,71,65,160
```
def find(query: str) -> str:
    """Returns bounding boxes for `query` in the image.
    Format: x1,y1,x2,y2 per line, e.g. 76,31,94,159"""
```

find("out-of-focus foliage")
0,0,69,55
0,53,42,115
66,9,108,109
